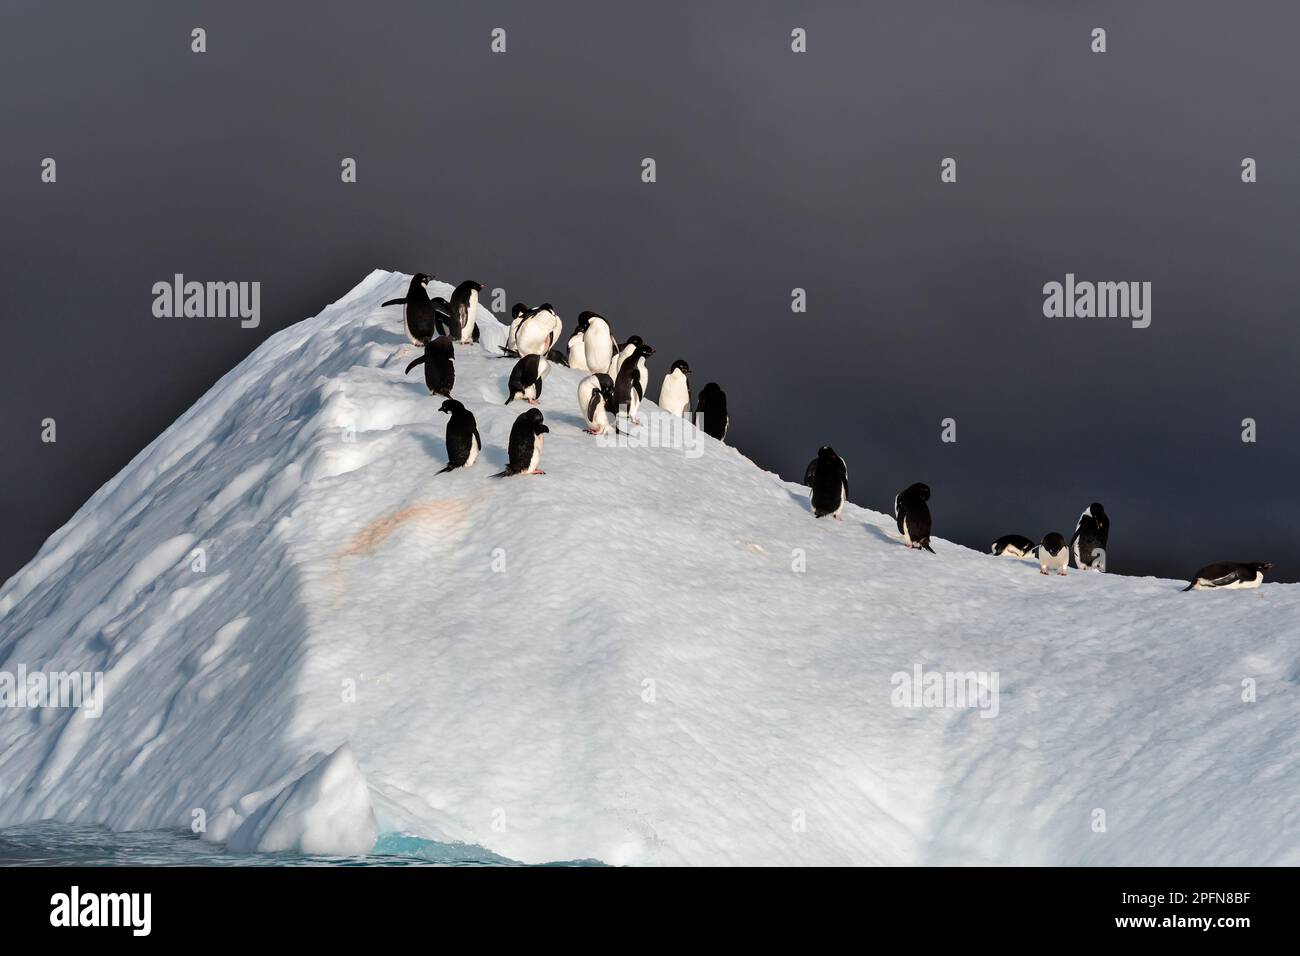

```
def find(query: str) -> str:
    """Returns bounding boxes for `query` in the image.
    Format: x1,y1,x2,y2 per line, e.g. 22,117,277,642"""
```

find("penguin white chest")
462,291,478,341
527,433,544,473
659,372,689,417
465,433,480,468
1040,548,1068,573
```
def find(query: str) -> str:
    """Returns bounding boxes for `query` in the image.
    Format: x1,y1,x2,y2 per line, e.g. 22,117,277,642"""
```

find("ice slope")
1,270,1297,865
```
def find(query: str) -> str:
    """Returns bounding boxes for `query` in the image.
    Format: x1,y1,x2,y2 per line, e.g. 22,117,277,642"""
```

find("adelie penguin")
804,446,849,520
404,335,455,397
513,304,563,357
613,339,655,425
577,372,618,435
506,353,549,405
992,534,1037,558
567,316,590,371
609,334,644,382
894,482,935,552
1070,502,1109,571
581,312,615,374
436,399,481,473
494,408,548,477
1182,560,1272,591
657,360,691,418
1037,533,1068,575
381,273,439,347
694,382,729,441
440,280,484,345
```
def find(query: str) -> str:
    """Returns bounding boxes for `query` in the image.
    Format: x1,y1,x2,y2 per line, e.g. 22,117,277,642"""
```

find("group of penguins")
799,449,1273,592
380,273,729,477
384,275,1273,593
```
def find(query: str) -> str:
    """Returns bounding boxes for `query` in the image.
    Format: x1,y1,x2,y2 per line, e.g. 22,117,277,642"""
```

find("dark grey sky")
3,0,1298,584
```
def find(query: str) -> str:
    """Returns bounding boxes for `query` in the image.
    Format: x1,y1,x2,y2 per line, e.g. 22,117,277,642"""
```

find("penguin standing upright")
1070,502,1109,571
695,382,729,441
581,312,615,373
404,335,455,396
436,399,481,473
506,353,550,405
657,360,692,417
804,446,849,519
609,335,645,382
894,482,934,552
992,534,1037,558
446,280,484,345
381,273,439,346
613,340,655,425
1037,532,1068,575
577,372,618,435
567,316,590,371
1182,561,1272,591
494,408,549,477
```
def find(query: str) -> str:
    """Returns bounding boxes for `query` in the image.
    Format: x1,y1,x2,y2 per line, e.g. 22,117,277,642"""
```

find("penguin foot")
1040,569,1048,575
528,399,540,406
1058,570,1067,576
527,470,546,476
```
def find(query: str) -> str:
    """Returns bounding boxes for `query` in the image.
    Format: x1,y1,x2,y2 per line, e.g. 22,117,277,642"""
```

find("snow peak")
49,886,151,936
1042,273,1151,329
151,274,260,328
890,664,1000,718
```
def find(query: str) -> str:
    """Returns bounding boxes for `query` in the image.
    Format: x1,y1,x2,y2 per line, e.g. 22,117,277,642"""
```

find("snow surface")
1,270,1297,865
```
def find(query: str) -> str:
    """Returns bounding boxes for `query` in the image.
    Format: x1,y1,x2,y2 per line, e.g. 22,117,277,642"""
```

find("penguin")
545,348,570,368
613,340,655,425
446,280,484,345
609,335,639,381
1070,502,1109,571
992,534,1037,558
1037,532,1068,575
381,273,439,346
1182,561,1272,591
436,399,481,473
577,372,618,435
694,382,729,441
515,304,562,356
894,482,934,552
404,334,455,397
805,446,849,520
657,360,692,418
567,317,590,371
494,408,548,477
502,303,528,355
581,312,615,373
506,353,549,405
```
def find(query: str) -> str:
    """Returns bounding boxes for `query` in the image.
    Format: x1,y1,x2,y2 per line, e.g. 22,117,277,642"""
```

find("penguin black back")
808,446,849,519
506,353,546,404
1070,502,1109,570
895,482,934,552
404,334,455,396
381,273,439,345
436,398,481,473
614,341,655,407
992,534,1036,557
495,408,549,477
695,382,728,441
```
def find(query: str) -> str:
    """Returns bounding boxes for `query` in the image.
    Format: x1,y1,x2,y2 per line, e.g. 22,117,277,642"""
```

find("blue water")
0,822,599,866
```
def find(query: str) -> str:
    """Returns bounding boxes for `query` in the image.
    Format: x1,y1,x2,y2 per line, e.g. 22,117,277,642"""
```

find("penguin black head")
1089,502,1106,518
633,339,655,358
538,303,555,313
818,445,837,460
626,335,643,348
522,407,546,430
671,359,691,375
904,482,930,501
413,273,432,285
700,382,724,398
429,335,455,357
438,398,465,416
1249,561,1273,573
511,303,528,320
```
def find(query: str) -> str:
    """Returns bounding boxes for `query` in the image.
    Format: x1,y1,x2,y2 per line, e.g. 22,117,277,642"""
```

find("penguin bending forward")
381,272,439,346
567,317,590,371
1038,533,1068,575
506,353,549,405
613,339,655,425
992,534,1037,558
1182,561,1272,591
695,382,729,441
894,482,934,552
494,408,548,477
1070,502,1109,571
514,304,562,356
404,335,455,397
805,446,848,519
658,360,692,418
577,373,618,435
444,280,484,344
436,399,481,473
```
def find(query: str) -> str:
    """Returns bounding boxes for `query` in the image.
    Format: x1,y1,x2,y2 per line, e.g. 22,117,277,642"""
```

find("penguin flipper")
436,462,457,475
1181,580,1197,591
381,297,407,307
404,355,426,374
803,461,817,487
921,539,936,554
